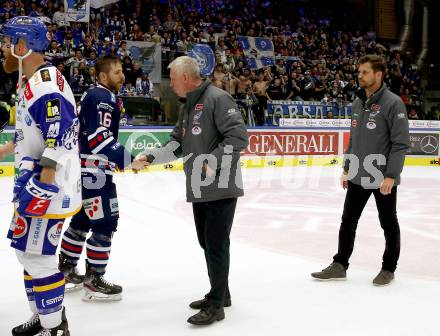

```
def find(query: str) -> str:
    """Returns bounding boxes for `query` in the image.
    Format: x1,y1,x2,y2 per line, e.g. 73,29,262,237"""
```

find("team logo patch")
40,69,51,82
366,121,376,130
83,197,104,220
47,221,64,246
192,125,202,135
371,104,381,112
195,104,204,111
227,108,238,116
351,120,358,128
13,216,28,239
46,99,61,121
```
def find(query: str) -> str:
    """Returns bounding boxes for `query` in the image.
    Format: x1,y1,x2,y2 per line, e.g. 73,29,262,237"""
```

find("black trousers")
254,96,267,126
192,198,237,307
333,181,401,272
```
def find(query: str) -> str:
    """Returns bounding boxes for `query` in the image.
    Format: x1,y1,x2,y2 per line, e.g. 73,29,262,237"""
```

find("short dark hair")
96,55,121,77
359,54,386,75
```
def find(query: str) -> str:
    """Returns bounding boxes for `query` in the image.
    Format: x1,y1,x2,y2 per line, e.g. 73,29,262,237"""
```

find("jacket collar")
184,79,211,108
356,83,387,107
365,83,387,106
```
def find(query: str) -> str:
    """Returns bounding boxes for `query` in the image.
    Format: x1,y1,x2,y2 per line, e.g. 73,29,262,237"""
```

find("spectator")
266,78,285,101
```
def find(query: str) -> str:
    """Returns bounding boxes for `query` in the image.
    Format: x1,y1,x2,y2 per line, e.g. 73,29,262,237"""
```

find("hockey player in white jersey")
1,17,81,336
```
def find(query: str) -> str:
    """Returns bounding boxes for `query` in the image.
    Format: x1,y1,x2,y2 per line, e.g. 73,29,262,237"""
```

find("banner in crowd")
90,0,118,8
64,0,90,22
125,41,162,84
188,44,216,76
267,101,353,126
237,36,275,70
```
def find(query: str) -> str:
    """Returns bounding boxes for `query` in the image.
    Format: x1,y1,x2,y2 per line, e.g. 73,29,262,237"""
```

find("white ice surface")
0,166,439,336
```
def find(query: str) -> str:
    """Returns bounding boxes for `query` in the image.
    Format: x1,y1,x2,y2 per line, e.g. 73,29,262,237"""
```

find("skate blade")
65,283,83,293
82,289,122,302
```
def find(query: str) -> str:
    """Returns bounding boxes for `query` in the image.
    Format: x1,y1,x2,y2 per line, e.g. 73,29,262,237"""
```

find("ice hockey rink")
1,166,439,336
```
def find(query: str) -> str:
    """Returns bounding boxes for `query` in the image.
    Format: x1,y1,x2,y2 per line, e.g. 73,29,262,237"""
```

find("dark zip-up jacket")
343,84,410,188
144,79,249,202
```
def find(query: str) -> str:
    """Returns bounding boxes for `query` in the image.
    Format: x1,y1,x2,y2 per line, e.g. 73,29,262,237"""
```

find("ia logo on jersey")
46,99,61,121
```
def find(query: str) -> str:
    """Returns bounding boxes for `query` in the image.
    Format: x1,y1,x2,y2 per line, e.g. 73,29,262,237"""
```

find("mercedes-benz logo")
420,135,439,154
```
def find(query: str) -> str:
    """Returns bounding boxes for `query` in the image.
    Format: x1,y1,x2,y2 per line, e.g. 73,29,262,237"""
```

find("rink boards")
1,126,439,177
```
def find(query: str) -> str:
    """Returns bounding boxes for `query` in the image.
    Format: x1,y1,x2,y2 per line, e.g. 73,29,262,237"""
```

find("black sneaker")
311,262,347,280
372,270,395,286
189,297,232,310
187,306,225,325
12,313,42,336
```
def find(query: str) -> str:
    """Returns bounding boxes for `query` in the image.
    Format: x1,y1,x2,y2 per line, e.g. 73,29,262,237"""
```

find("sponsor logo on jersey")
24,82,33,100
61,119,79,150
56,70,64,91
41,294,64,308
62,195,71,209
97,102,114,111
46,99,61,122
25,114,32,126
45,139,56,148
47,122,60,138
195,103,204,111
47,221,64,246
31,218,44,246
16,129,24,142
109,198,119,216
13,216,28,239
83,197,104,220
40,69,51,82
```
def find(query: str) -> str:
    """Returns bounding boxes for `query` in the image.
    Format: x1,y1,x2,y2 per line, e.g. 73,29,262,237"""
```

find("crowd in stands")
1,0,437,122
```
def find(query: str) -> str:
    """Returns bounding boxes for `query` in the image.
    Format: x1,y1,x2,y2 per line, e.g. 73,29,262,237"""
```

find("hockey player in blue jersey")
58,55,147,302
1,17,81,336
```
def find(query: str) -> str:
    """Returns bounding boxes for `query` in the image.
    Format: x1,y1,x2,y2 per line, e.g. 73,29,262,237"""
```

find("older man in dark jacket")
138,56,248,325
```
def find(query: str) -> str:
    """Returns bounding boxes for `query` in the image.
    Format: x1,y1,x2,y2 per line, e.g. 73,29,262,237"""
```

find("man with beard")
2,16,82,336
311,55,410,286
58,55,147,301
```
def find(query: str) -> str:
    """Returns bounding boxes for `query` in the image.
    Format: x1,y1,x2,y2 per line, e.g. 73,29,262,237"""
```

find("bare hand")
204,163,215,178
340,171,348,190
380,177,395,195
131,158,150,173
0,141,14,160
